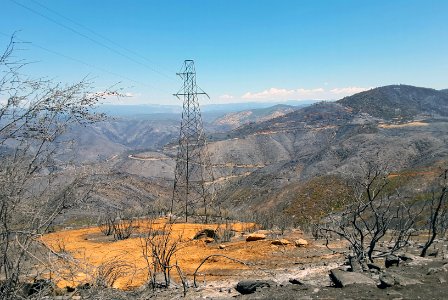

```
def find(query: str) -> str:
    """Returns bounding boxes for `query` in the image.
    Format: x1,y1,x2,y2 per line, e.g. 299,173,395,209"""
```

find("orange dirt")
40,219,327,290
378,121,428,128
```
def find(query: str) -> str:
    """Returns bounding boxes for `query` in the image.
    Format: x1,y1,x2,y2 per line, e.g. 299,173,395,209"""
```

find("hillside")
205,85,448,217
52,85,448,223
212,104,297,129
337,85,448,120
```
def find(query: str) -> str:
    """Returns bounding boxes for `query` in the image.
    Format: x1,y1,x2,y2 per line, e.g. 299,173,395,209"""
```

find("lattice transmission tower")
171,60,215,223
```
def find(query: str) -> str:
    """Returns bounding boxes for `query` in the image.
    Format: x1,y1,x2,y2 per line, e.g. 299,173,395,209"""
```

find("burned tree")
0,34,115,297
319,162,421,269
420,169,448,257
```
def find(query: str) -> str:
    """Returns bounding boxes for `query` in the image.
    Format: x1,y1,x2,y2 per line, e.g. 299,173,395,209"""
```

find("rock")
204,237,214,243
246,233,266,242
439,277,447,284
218,244,226,249
289,278,305,285
194,228,218,240
329,269,375,287
393,273,422,286
295,238,309,247
427,265,448,275
367,263,382,272
398,253,417,262
385,255,400,268
271,239,291,246
379,272,422,288
235,280,275,294
379,273,395,288
428,249,439,257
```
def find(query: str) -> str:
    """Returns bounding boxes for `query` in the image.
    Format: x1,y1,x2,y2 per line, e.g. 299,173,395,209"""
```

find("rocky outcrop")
329,269,375,287
294,238,309,247
246,233,266,242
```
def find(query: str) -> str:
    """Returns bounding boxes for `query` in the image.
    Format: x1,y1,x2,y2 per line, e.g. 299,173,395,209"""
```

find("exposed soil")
41,219,341,292
41,221,448,299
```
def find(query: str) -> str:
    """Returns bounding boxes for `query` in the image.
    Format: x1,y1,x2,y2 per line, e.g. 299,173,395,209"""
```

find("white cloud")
330,87,370,95
240,86,371,101
241,87,325,100
219,94,234,100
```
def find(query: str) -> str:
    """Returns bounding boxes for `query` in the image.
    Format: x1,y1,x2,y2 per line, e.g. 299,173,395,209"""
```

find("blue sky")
1,0,447,105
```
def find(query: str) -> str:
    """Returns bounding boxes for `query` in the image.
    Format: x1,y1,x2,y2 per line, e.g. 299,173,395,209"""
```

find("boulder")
271,239,291,246
385,255,400,268
379,272,422,288
294,238,309,247
246,233,266,242
329,269,375,287
193,228,218,240
378,273,395,288
235,280,275,294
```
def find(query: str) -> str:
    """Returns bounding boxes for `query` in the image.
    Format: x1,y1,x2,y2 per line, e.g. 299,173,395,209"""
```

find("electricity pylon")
171,60,215,223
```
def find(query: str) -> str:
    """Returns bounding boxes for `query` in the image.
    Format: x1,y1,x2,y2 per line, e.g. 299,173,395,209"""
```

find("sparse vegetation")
0,35,115,298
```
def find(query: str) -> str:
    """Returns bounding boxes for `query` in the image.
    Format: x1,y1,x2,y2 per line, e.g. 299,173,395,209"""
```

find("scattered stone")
246,233,266,242
271,239,291,246
329,269,375,287
439,277,447,284
385,255,400,268
218,244,226,249
235,280,275,294
295,238,309,247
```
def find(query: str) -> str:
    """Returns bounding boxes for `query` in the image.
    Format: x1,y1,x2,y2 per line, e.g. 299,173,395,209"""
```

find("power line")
30,0,177,82
0,31,169,92
10,0,177,82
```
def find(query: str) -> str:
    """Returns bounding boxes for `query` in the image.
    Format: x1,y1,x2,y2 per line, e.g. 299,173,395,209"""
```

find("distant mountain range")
51,84,448,223
95,100,318,119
